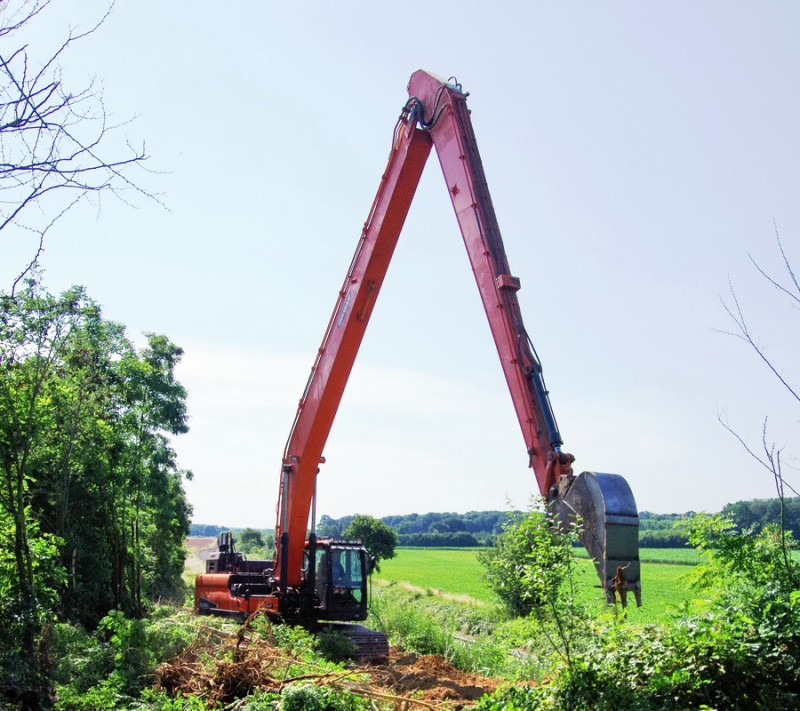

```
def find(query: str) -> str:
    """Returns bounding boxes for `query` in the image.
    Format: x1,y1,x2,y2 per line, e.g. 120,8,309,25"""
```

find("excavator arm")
275,70,641,606
275,117,432,590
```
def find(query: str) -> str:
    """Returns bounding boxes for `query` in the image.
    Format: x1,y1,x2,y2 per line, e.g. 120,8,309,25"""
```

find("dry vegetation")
155,613,498,709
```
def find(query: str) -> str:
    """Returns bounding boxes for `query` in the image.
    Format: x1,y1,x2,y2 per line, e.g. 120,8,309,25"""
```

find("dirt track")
184,536,217,576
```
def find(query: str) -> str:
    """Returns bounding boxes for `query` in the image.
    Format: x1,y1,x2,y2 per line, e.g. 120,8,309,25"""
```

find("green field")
375,547,699,624
576,546,703,566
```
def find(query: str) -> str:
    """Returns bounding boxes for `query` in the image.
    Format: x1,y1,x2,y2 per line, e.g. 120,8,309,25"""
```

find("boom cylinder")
279,532,289,594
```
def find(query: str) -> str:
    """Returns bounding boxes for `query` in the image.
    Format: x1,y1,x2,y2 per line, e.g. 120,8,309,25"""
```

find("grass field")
375,547,699,624
575,546,703,566
182,540,702,624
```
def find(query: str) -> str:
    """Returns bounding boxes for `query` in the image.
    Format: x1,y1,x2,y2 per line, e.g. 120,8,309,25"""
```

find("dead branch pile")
154,617,497,709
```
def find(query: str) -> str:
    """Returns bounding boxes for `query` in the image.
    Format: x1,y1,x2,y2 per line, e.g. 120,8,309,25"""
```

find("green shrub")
316,628,358,662
479,506,575,618
272,623,320,658
279,683,368,711
135,688,210,709
475,514,800,710
52,606,198,709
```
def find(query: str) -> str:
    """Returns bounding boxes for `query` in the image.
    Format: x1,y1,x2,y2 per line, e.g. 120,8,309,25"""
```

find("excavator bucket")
553,471,642,606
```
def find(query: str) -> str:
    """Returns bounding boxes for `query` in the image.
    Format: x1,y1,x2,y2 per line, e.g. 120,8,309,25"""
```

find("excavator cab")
310,540,368,622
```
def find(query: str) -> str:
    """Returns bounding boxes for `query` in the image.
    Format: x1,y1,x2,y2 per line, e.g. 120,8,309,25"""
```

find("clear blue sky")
3,1,799,528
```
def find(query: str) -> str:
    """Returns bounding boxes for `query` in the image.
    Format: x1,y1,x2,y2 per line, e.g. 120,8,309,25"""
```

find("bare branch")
718,411,772,472
0,1,51,40
718,411,800,498
718,276,800,404
747,225,800,306
0,0,161,278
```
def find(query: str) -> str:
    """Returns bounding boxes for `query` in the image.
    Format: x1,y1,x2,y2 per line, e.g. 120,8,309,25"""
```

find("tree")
1,0,155,291
0,275,89,704
238,528,265,550
317,514,345,538
479,501,588,670
719,227,799,579
237,528,274,558
342,514,397,570
479,505,575,618
0,276,192,705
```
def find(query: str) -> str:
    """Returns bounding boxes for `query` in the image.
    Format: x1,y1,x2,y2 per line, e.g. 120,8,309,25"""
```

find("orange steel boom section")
407,71,570,492
275,123,433,587
275,71,573,589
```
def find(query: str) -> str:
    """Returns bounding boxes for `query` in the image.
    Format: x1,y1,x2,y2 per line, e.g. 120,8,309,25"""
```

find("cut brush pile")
154,614,498,709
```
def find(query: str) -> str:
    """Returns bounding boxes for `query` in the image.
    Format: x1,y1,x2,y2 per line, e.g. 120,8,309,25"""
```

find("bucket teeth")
553,471,642,607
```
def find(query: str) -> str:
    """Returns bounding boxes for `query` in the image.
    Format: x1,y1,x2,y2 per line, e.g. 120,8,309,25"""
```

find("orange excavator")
195,70,641,656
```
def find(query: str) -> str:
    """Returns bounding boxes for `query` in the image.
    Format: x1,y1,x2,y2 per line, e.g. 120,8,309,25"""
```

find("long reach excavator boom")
195,71,641,652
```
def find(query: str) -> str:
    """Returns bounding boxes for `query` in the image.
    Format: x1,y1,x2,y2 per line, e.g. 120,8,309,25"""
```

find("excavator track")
325,623,389,663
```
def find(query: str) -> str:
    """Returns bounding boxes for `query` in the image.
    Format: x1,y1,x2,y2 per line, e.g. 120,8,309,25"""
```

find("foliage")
319,507,791,548
278,683,368,711
238,527,266,551
320,510,511,546
271,622,322,661
686,512,799,591
474,513,800,710
397,530,481,546
722,496,800,539
51,607,198,710
479,504,577,618
236,527,275,560
135,688,210,710
30,512,799,709
0,277,192,706
342,514,397,569
368,585,455,656
316,627,358,663
383,510,512,536
368,584,549,680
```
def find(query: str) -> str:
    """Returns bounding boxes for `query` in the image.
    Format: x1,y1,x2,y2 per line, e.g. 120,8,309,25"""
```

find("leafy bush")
279,683,368,711
271,622,320,659
135,688,210,710
316,627,358,662
476,513,800,710
52,606,197,709
479,505,576,617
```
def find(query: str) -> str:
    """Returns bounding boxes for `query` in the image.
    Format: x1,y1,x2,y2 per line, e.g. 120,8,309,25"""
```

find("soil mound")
366,650,498,706
155,621,499,708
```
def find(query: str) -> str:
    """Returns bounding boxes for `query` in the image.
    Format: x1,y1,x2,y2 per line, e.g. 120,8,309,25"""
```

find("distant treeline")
190,524,230,537
189,496,800,548
722,497,800,539
318,511,509,547
637,498,800,547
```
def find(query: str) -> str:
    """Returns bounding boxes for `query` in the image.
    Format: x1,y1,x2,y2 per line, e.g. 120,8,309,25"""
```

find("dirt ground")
366,649,499,706
184,536,217,576
157,621,499,709
181,538,500,707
